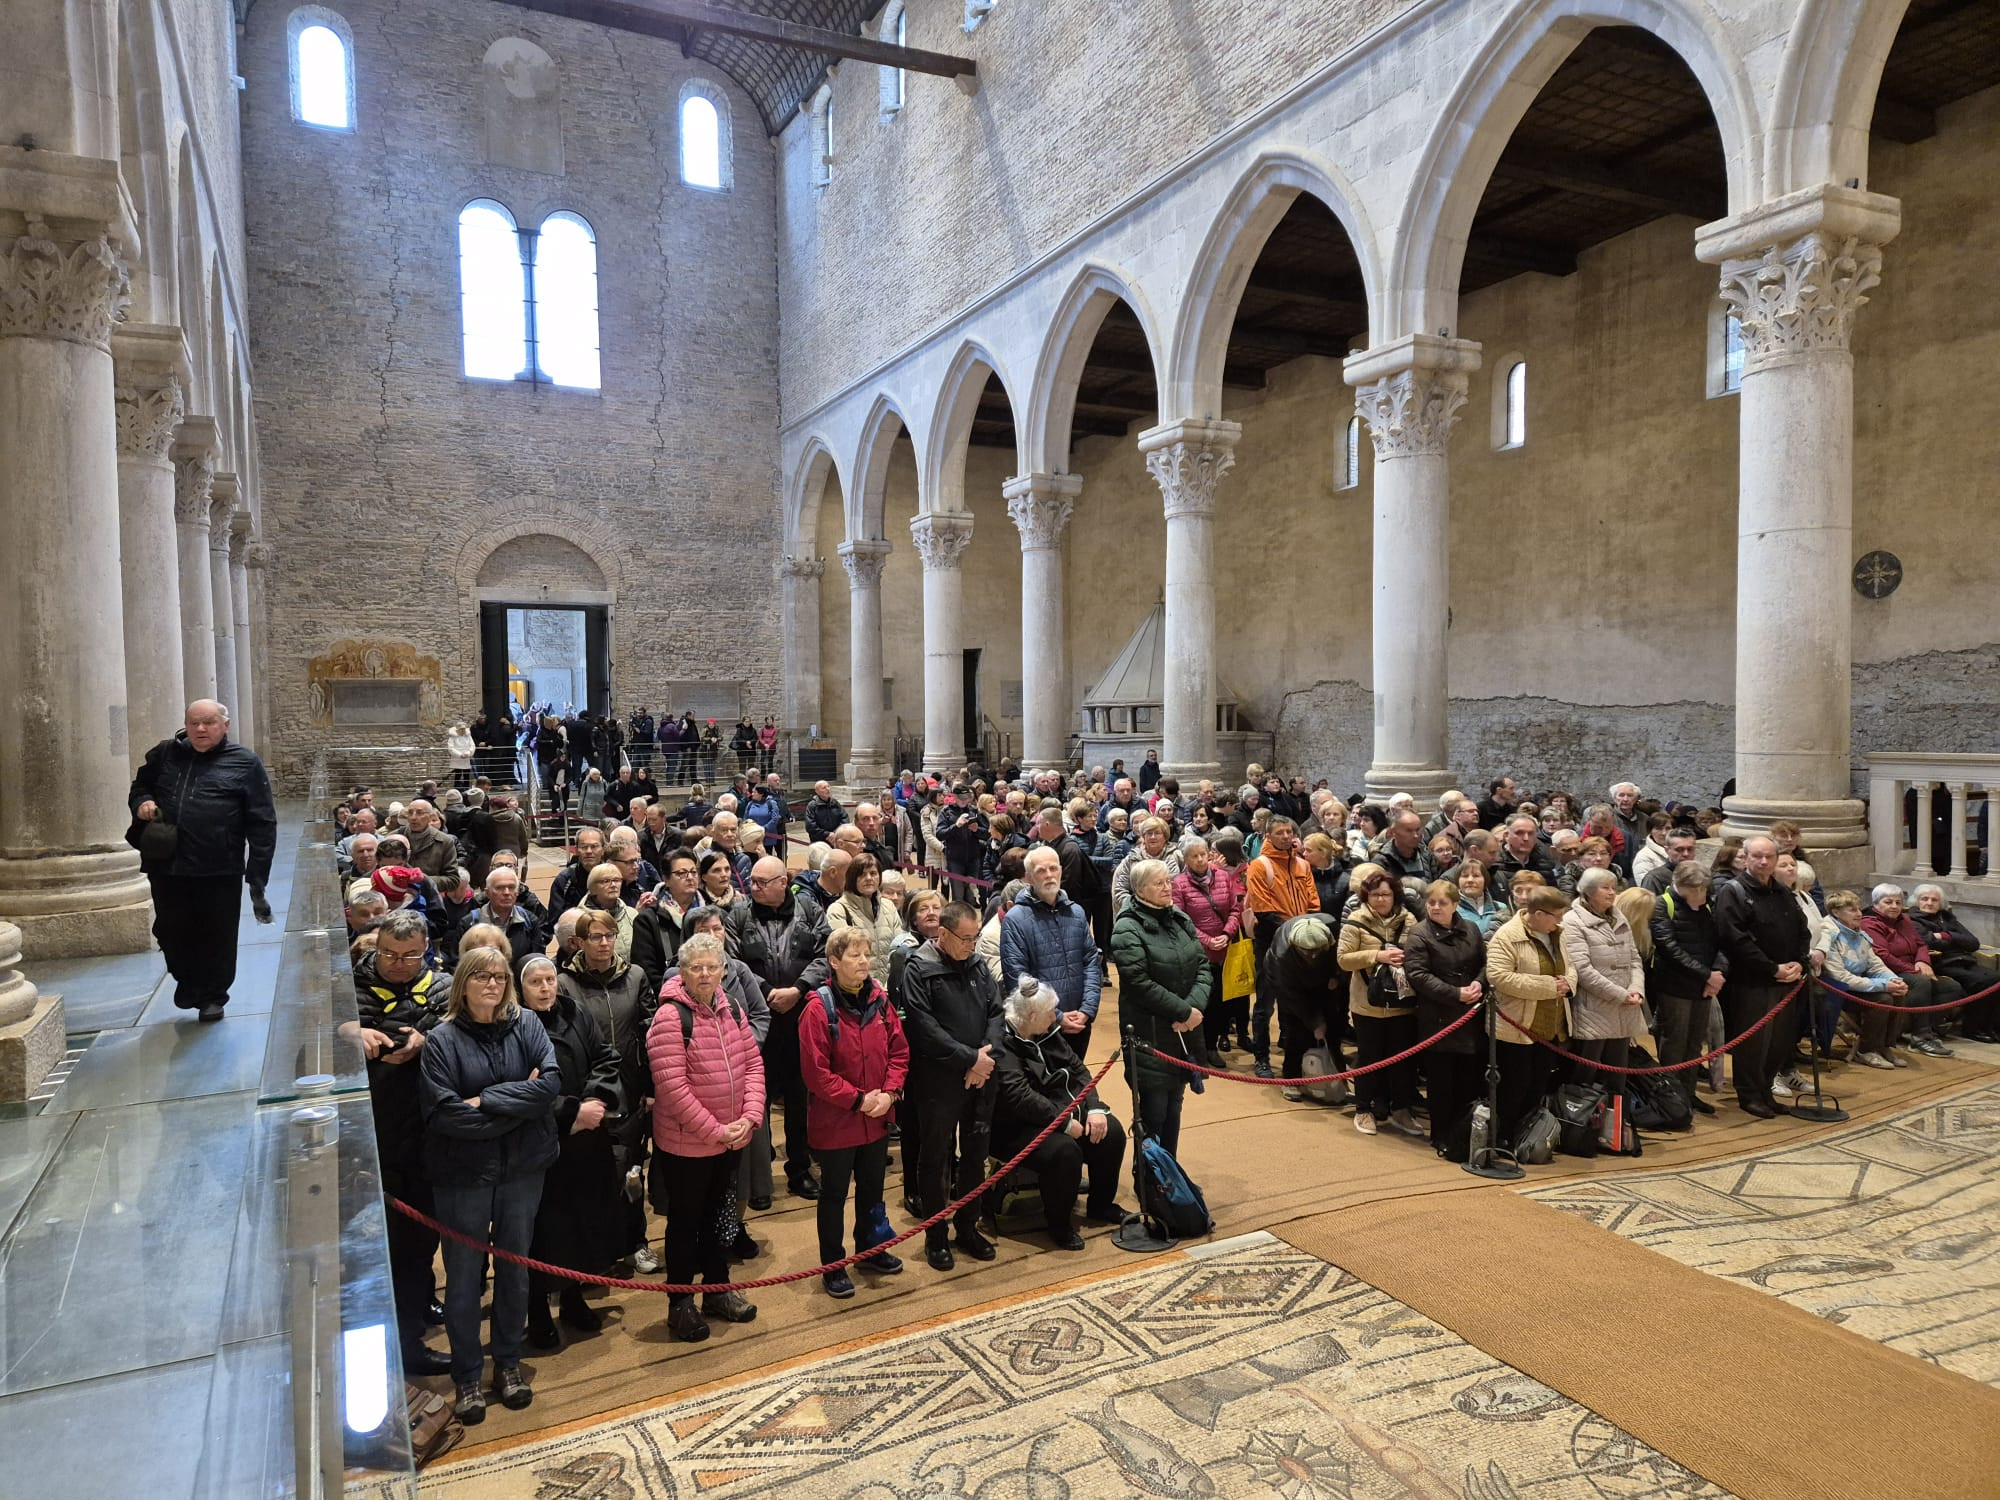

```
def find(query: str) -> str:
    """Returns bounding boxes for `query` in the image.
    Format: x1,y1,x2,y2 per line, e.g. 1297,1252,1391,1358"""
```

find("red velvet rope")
1135,1000,1481,1083
1817,972,2000,1014
388,1051,1119,1296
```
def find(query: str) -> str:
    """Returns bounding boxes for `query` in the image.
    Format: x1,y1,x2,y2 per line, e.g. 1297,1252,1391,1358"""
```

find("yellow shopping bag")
1221,937,1256,1001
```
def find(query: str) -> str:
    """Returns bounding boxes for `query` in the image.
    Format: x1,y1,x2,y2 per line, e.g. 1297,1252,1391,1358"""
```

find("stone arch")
1767,0,1912,198
206,261,231,462
117,0,172,322
453,507,628,607
475,533,608,596
173,132,207,405
1022,259,1165,476
922,339,1019,517
786,437,843,556
1165,148,1382,418
482,34,564,175
1386,0,1760,343
850,393,915,542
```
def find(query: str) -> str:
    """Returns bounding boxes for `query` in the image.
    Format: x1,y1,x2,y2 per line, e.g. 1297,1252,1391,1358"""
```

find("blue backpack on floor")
1136,1138,1213,1238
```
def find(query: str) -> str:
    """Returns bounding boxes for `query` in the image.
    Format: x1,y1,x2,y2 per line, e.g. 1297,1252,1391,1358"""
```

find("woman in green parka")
1109,858,1211,1157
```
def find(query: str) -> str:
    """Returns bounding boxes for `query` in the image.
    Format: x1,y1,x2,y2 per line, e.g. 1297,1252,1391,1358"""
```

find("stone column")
1699,186,1900,883
0,210,153,956
172,418,220,700
1345,335,1481,805
780,555,826,738
1005,472,1081,771
910,511,974,775
112,325,189,760
838,539,893,788
1912,781,1935,877
1138,419,1239,782
208,477,239,718
1946,781,1970,880
229,518,256,755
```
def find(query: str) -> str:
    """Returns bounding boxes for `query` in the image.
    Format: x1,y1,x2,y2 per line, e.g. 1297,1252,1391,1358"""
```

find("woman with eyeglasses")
419,945,559,1424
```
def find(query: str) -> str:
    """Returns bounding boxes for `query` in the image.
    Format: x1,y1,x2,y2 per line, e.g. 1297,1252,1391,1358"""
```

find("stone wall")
240,0,783,788
774,0,1416,419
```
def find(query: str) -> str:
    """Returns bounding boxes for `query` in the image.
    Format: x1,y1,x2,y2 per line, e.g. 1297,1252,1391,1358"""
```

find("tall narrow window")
533,212,600,390
459,201,527,381
811,86,834,187
1503,360,1526,448
1337,414,1362,490
1722,312,1745,394
880,3,907,117
681,95,721,188
289,9,356,129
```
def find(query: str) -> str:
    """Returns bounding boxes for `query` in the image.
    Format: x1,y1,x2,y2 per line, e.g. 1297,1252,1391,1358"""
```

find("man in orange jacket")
1243,817,1320,1077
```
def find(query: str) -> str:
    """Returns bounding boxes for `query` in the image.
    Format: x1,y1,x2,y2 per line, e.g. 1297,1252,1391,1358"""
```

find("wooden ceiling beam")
491,0,978,79
1226,323,1353,360
1493,144,1721,219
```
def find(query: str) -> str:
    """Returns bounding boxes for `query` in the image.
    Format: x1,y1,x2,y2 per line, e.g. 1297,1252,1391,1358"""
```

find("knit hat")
372,866,424,905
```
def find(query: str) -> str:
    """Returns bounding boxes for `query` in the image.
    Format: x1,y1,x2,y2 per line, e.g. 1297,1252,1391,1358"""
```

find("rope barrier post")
1462,993,1523,1182
1791,978,1848,1123
1112,1023,1177,1254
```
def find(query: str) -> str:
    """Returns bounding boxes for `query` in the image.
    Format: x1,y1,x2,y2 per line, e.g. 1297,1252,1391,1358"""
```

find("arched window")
458,200,527,381
811,86,834,187
1493,357,1526,450
879,2,907,117
288,8,355,130
679,83,731,191
1336,413,1363,491
533,212,600,390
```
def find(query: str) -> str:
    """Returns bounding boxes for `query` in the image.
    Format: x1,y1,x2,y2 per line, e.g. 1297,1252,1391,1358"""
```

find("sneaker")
632,1244,664,1274
1770,1072,1800,1099
1253,1062,1275,1079
1857,1050,1896,1070
1354,1113,1378,1136
1386,1109,1424,1137
701,1291,758,1324
668,1298,711,1342
494,1363,533,1411
454,1380,487,1426
862,1249,904,1275
1281,1085,1305,1102
823,1269,856,1300
1913,1035,1954,1058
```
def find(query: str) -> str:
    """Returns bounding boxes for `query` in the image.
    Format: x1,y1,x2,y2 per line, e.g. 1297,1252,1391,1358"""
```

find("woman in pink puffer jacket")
645,931,766,1343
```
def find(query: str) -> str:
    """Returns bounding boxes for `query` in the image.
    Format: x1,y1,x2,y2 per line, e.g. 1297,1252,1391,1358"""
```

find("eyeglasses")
749,875,786,887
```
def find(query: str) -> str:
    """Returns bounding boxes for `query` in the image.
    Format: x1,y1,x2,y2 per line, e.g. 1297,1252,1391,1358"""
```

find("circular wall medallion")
1853,550,1903,600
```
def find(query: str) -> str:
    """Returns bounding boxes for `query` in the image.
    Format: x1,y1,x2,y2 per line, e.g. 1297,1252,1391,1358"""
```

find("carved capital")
172,418,219,524
780,554,826,580
1354,368,1469,459
909,512,974,571
837,538,892,589
1003,472,1081,550
244,542,275,571
209,474,239,551
0,219,130,350
1718,232,1883,374
114,368,186,458
1139,419,1239,522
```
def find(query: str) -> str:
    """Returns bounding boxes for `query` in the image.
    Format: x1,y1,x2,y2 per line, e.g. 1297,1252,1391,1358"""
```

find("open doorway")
479,602,610,726
962,647,981,760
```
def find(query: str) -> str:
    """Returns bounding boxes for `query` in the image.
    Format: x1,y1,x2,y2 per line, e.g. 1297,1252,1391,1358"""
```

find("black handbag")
137,819,180,868
1553,1082,1606,1158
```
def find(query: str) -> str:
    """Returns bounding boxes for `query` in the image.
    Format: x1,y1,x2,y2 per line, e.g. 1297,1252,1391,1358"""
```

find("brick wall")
240,0,783,788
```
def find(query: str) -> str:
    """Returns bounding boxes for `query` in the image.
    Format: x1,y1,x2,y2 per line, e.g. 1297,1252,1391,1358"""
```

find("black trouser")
1495,1041,1559,1144
1279,992,1345,1079
1902,973,1963,1039
1425,1049,1482,1158
763,1024,812,1184
913,1082,995,1244
1012,1116,1126,1234
647,1148,739,1301
1653,991,1715,1107
1249,918,1279,1064
815,1138,889,1265
382,1164,438,1352
1089,893,1115,958
1724,984,1783,1102
451,768,473,790
1352,1012,1419,1121
1201,962,1231,1052
149,873,243,1009
436,1174,544,1384
1565,1038,1629,1098
1136,1076,1187,1159
1939,959,1994,1032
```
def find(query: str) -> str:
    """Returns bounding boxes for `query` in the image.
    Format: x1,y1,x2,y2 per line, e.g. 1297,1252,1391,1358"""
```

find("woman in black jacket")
518,955,625,1348
1401,879,1486,1161
1913,884,1994,1040
992,977,1127,1248
1647,863,1724,1115
419,945,560,1423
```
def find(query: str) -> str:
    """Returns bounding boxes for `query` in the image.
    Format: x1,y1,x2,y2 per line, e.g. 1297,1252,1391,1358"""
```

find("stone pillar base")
1721,795,1871,886
10,900,154,959
844,756,891,791
0,992,68,1101
1364,765,1460,807
0,848,155,959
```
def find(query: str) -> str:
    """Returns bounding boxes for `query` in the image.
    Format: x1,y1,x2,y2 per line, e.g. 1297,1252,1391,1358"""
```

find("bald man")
129,699,278,1022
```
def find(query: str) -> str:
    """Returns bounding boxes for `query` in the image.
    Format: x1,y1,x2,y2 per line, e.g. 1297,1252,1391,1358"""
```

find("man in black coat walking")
127,699,277,1022
900,902,1005,1270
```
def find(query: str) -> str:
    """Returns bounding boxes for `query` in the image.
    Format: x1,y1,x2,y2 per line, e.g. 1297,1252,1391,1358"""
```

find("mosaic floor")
1528,1079,2000,1387
397,1236,1729,1499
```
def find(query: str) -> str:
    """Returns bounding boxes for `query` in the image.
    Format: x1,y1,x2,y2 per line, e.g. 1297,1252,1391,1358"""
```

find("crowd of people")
442,705,781,801
335,752,1995,1425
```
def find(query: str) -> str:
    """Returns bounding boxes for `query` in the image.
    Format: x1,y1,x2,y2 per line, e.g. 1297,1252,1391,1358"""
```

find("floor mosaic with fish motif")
1527,1079,2000,1386
399,1237,1732,1499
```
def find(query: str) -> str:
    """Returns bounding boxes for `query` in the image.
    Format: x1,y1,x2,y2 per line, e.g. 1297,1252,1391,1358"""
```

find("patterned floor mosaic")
1528,1079,2000,1387
394,1239,1731,1499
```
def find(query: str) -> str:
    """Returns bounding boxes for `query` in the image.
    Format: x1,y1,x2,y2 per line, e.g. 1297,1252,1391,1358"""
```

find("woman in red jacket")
645,931,766,1344
798,925,910,1299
